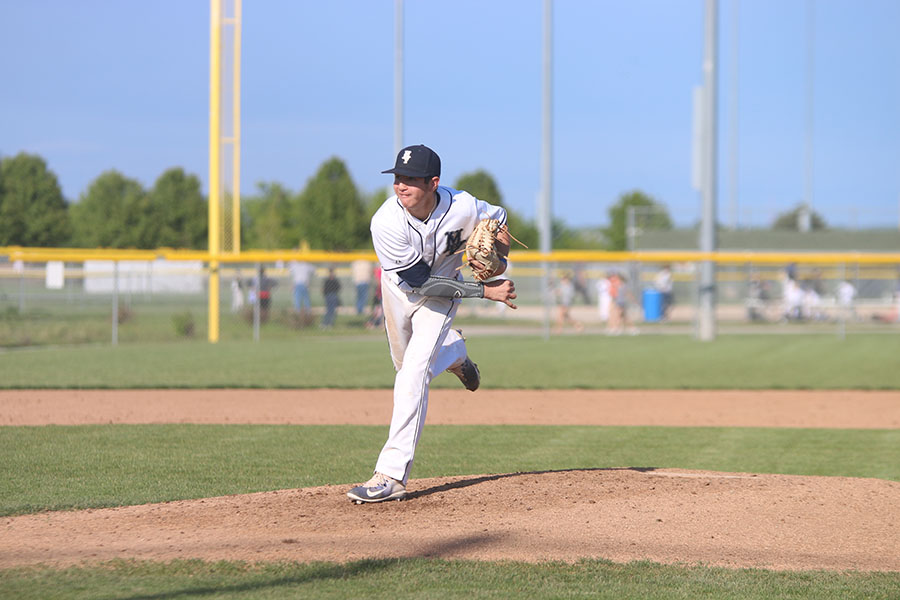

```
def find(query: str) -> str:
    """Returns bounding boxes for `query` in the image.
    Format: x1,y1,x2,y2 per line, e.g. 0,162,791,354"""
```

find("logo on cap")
382,144,441,178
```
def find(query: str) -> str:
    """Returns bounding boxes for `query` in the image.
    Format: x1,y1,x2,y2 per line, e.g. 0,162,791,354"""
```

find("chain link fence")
1,251,899,348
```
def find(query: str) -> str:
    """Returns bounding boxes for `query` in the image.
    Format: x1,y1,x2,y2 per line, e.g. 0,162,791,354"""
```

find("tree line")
0,151,694,252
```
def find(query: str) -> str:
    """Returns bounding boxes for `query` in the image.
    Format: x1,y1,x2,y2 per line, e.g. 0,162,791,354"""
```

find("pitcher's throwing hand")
484,279,517,309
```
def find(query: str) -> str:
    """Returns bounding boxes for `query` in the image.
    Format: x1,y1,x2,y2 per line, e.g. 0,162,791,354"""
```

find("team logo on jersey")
401,150,412,164
444,229,464,256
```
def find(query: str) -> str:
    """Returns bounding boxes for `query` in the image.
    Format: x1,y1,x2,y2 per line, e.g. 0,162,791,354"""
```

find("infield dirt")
2,389,898,571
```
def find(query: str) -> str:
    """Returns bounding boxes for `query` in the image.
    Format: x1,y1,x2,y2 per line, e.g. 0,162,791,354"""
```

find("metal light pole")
394,0,404,156
539,0,554,339
698,0,719,341
800,0,815,233
728,0,739,230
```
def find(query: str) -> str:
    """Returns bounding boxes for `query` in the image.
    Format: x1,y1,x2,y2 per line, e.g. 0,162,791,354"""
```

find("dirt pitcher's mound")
3,468,898,571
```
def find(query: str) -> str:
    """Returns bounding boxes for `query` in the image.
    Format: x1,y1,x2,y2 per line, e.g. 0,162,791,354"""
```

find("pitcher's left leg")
375,298,457,485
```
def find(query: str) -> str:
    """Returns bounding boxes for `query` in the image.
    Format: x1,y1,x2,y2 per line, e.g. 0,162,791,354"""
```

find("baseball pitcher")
347,144,516,504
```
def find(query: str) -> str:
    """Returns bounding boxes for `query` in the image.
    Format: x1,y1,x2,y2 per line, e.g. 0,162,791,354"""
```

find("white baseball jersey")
371,185,507,290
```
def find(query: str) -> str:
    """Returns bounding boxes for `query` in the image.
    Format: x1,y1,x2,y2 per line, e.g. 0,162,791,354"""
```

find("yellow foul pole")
208,0,222,343
231,0,242,253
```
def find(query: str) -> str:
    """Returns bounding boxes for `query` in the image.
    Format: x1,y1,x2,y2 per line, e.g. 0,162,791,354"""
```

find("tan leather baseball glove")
466,219,504,281
465,219,527,281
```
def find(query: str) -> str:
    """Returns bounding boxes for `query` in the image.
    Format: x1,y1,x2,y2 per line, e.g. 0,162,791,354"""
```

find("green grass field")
1,333,898,598
1,333,898,389
3,559,897,600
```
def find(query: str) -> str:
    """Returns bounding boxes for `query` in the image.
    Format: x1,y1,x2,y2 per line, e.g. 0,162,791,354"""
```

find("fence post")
18,264,25,313
837,262,846,340
112,261,119,346
253,262,261,342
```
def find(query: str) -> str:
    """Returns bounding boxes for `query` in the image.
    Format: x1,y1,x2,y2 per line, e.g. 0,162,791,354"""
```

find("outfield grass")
2,424,898,515
1,333,898,389
2,558,897,600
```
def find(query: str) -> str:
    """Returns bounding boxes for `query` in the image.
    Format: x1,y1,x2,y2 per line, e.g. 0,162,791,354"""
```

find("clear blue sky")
2,1,898,229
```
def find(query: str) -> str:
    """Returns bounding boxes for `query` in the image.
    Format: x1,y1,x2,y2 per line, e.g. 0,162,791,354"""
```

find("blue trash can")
642,289,663,322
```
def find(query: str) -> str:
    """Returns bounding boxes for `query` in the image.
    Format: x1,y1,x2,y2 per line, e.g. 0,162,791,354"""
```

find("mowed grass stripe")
0,334,898,389
1,557,898,600
1,424,897,516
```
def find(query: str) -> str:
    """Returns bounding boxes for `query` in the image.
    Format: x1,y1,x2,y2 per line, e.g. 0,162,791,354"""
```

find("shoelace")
365,473,391,488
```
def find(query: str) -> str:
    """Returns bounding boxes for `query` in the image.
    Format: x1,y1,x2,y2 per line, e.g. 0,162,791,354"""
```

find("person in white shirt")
230,269,245,313
596,272,611,322
836,280,857,321
288,259,316,313
654,264,674,319
351,259,373,316
782,274,804,322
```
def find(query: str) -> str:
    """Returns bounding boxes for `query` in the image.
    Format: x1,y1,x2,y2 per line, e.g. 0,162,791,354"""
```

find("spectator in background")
253,267,277,323
288,258,316,313
554,271,584,334
606,271,623,333
606,271,637,335
871,295,899,324
351,259,372,316
781,270,804,322
802,281,825,321
871,274,900,324
654,264,674,320
836,279,857,322
746,275,770,322
572,264,591,305
802,269,826,321
786,262,798,282
321,267,341,329
596,271,612,323
617,271,638,335
366,266,384,330
230,269,245,313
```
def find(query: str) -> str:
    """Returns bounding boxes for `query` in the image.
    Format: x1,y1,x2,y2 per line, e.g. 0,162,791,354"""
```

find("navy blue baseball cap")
382,144,441,178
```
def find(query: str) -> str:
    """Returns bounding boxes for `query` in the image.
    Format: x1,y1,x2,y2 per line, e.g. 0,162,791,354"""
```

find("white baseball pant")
374,275,468,484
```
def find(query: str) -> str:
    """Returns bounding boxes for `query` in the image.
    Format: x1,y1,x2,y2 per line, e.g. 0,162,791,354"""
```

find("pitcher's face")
394,175,439,219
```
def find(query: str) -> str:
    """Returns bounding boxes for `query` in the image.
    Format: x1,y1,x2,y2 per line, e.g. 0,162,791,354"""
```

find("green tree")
0,153,71,246
243,182,295,250
70,170,147,248
505,213,539,250
603,190,673,251
454,170,502,206
454,169,539,249
364,186,391,244
772,203,827,231
144,167,207,249
297,157,368,250
366,186,391,217
552,219,603,249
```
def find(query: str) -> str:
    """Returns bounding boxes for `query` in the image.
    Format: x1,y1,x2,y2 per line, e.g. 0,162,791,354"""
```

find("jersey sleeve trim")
371,200,423,273
382,254,421,273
